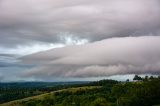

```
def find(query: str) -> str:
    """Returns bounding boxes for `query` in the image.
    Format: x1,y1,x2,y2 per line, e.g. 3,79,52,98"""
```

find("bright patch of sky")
0,36,89,56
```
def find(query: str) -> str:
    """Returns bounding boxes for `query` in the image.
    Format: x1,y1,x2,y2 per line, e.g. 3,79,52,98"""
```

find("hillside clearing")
0,86,101,106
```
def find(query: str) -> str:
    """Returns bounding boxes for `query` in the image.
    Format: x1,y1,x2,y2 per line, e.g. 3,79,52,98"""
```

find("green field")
0,86,101,106
1,77,160,106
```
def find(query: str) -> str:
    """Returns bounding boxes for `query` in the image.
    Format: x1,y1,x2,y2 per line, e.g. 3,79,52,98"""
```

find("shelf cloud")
20,36,160,79
1,0,160,81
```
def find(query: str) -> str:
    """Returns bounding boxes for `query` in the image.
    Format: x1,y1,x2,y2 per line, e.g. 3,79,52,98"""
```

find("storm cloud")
1,0,160,81
20,36,160,79
1,0,160,47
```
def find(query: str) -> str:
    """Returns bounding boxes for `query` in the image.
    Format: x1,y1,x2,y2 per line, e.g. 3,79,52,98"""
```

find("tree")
149,76,154,80
126,79,129,82
133,75,142,81
144,76,148,81
91,98,109,106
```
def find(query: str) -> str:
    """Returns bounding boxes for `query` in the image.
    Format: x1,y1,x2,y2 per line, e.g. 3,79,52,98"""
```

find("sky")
0,0,160,82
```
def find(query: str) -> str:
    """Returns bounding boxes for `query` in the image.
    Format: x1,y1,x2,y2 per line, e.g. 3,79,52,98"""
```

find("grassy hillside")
1,77,160,106
0,86,101,106
0,81,90,104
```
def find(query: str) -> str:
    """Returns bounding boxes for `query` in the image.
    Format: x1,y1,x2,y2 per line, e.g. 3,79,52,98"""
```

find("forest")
0,75,160,106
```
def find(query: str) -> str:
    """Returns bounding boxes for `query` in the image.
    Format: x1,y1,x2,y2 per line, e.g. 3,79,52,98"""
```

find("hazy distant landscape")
0,75,160,106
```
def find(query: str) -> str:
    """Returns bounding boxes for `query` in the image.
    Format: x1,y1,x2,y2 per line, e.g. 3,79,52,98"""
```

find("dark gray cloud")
0,54,36,68
0,54,18,67
0,73,3,81
1,0,160,47
20,36,160,79
1,0,160,81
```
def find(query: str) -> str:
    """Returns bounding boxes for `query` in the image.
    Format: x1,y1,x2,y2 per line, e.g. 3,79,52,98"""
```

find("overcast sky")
0,0,160,82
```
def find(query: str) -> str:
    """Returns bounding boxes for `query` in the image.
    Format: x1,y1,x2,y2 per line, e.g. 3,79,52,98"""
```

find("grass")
0,86,101,106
